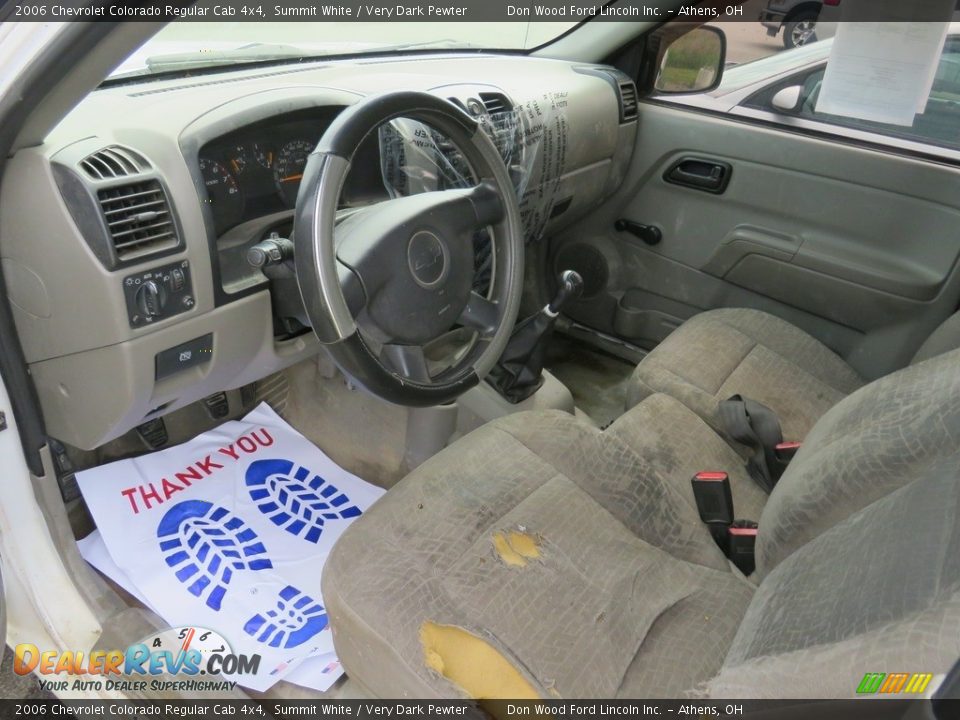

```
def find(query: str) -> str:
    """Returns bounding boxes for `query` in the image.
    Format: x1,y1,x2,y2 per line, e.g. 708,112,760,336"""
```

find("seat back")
912,310,960,365
756,346,960,576
719,347,960,696
708,465,960,697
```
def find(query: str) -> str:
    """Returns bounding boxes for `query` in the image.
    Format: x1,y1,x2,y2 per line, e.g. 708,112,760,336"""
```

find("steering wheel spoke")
458,180,505,232
458,292,499,337
337,259,368,319
381,343,431,383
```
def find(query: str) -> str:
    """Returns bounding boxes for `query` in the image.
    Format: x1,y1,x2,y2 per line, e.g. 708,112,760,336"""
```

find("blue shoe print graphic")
243,585,328,649
245,458,362,544
157,500,273,611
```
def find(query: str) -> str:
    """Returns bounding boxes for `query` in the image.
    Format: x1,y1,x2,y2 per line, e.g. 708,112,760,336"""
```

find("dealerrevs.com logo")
14,627,259,693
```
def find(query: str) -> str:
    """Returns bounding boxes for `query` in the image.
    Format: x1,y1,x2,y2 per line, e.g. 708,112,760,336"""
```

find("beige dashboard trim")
29,291,318,450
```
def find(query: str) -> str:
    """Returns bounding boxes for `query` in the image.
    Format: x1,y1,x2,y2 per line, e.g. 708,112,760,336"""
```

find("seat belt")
691,471,757,575
718,395,788,493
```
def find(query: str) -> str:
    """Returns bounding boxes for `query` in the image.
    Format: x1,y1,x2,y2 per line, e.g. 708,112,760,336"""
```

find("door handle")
664,157,732,194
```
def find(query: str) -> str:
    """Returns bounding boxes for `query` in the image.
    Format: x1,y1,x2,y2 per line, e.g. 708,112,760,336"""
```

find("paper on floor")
78,530,344,693
76,403,383,692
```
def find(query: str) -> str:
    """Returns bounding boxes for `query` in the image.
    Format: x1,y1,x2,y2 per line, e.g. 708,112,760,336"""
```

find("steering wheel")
293,91,524,407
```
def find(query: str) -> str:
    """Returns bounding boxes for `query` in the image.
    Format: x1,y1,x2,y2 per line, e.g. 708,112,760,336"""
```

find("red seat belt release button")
774,441,802,463
728,521,759,575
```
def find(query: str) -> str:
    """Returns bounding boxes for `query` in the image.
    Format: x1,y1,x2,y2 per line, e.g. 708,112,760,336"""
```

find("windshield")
109,21,579,79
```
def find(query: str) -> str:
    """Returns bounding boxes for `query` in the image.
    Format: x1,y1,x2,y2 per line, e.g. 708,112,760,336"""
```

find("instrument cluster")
197,108,341,235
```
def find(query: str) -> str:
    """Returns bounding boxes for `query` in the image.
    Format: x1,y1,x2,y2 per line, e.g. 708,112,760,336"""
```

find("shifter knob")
547,270,584,315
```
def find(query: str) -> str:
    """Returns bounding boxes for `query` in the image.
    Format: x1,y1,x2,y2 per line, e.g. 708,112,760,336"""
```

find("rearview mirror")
653,25,726,95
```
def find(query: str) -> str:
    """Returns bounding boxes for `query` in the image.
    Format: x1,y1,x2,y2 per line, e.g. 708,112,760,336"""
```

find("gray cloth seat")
627,307,960,444
322,349,960,699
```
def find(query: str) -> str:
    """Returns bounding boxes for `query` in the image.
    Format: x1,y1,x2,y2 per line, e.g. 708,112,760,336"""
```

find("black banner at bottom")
0,699,955,720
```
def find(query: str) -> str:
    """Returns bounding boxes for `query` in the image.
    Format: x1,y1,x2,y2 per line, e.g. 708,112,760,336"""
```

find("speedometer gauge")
200,157,244,234
274,139,314,207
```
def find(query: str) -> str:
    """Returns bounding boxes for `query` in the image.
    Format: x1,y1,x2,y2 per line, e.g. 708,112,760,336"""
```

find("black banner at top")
1,0,958,23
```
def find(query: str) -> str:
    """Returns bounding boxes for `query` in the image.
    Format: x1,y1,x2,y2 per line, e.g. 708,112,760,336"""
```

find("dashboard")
1,53,638,450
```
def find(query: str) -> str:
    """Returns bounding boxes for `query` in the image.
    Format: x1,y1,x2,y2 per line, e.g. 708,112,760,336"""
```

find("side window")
743,38,960,152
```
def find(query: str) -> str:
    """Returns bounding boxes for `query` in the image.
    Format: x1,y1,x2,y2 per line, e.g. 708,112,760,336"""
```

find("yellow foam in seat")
420,621,540,699
492,531,541,567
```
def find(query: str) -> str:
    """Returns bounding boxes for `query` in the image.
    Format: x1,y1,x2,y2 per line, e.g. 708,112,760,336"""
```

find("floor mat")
545,335,638,428
76,403,384,693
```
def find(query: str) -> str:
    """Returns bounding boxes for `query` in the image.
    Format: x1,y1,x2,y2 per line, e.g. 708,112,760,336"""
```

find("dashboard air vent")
79,145,151,180
479,92,512,115
97,180,179,260
618,81,638,122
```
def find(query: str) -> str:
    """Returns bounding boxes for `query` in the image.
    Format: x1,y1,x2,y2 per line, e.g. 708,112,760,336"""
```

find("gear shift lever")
547,269,585,315
488,270,584,403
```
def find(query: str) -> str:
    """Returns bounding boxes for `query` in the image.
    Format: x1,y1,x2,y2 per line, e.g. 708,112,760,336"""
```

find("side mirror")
652,25,727,94
772,86,803,112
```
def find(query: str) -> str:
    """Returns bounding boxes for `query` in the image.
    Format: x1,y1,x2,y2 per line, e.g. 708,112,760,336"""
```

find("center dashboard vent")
97,180,179,260
451,92,515,118
618,81,638,122
479,92,512,115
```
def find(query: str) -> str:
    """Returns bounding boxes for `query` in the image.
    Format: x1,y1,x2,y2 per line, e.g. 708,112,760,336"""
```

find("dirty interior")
7,9,960,703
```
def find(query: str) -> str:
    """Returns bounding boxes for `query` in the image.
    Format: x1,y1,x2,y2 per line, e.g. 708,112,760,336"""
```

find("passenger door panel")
553,102,960,380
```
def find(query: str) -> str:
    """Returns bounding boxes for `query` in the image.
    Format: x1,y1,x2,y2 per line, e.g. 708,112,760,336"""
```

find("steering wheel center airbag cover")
408,230,447,288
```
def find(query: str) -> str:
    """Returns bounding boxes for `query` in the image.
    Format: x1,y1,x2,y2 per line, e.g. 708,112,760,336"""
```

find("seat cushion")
626,308,864,443
322,402,755,699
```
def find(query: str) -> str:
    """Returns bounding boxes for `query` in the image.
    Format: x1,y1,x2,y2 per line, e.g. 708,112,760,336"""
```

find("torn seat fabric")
321,400,757,698
322,348,960,699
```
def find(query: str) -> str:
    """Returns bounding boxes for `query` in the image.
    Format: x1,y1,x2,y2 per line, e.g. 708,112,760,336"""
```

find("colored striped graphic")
857,672,933,695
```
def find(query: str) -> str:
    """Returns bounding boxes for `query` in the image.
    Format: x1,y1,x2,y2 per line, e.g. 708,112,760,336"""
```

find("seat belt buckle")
691,472,734,525
774,441,802,464
728,521,758,576
692,471,734,553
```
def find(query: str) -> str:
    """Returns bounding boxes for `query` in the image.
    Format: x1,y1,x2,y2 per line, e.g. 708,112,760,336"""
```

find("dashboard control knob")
135,280,165,318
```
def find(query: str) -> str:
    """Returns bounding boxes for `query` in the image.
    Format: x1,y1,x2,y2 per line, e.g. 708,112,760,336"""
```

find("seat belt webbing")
718,394,784,494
